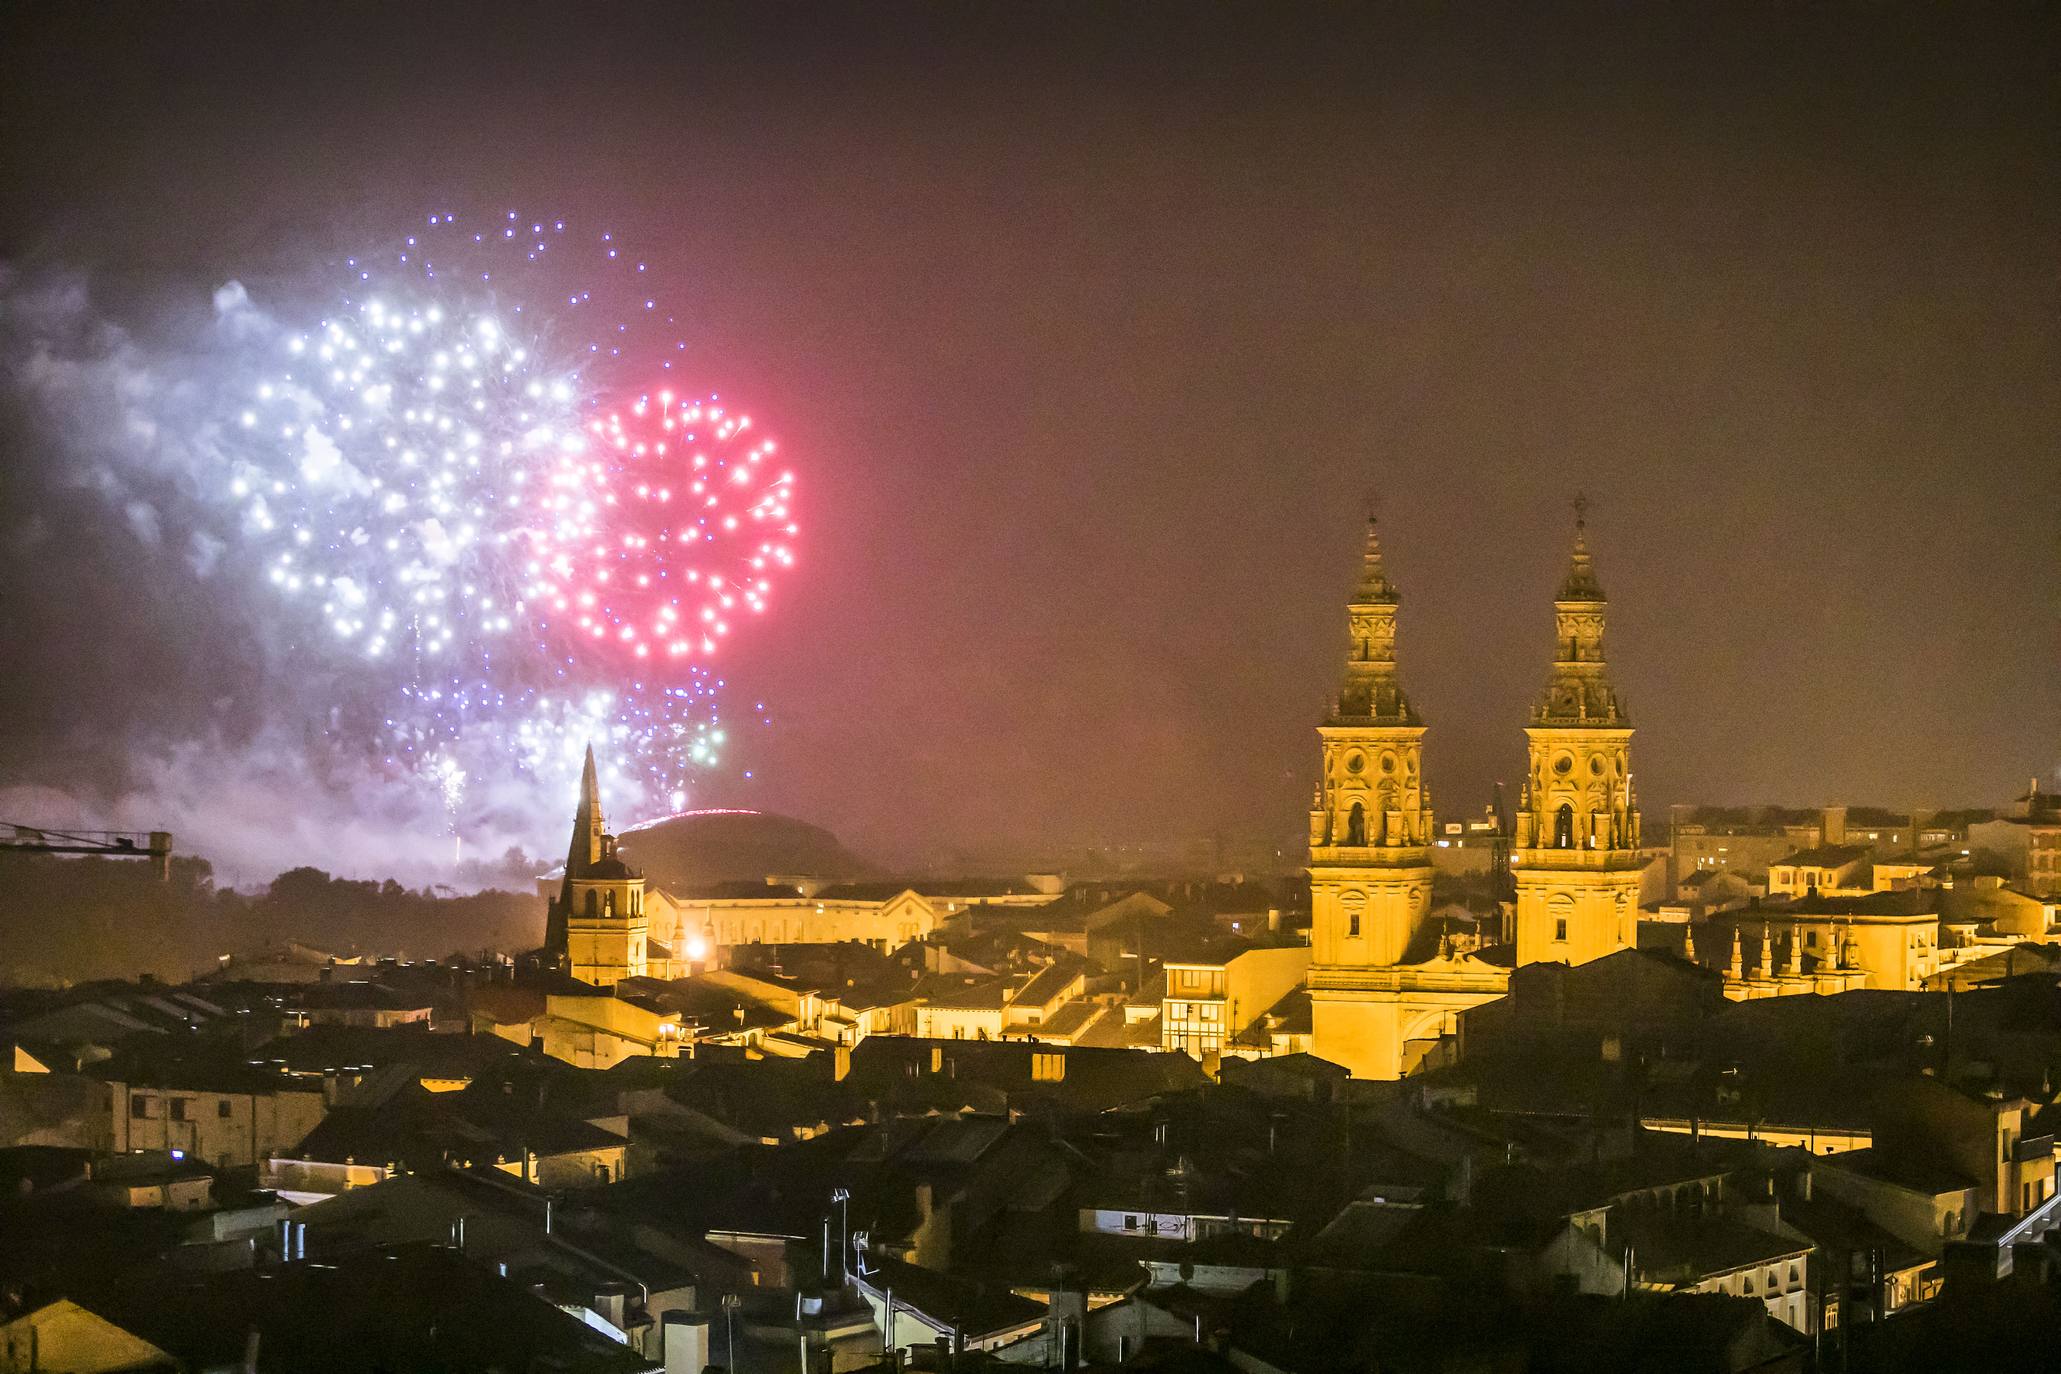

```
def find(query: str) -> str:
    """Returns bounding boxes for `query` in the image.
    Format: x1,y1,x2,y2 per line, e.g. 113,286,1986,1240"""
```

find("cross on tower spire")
1354,504,1398,606
1558,492,1604,603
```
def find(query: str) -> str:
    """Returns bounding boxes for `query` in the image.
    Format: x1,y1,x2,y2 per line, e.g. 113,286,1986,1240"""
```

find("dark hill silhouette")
615,810,877,893
0,854,537,987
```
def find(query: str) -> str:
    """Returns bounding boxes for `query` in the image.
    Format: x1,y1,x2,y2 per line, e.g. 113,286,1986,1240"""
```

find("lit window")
1555,918,1568,942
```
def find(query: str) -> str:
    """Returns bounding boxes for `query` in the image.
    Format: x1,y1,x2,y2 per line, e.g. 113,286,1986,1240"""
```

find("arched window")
1554,804,1575,849
1346,802,1367,847
603,892,615,917
585,891,599,918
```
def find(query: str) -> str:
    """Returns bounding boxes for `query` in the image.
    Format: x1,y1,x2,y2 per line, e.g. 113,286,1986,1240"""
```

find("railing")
2,824,169,851
1,825,173,878
1308,964,1509,994
1309,843,1431,866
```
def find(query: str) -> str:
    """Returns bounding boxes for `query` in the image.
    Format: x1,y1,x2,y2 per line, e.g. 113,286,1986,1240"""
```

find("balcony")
1309,842,1430,867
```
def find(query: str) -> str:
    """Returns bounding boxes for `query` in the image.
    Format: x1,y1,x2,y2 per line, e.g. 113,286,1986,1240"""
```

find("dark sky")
2,2,2057,871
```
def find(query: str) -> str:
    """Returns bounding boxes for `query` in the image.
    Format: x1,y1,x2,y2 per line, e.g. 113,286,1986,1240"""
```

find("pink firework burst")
535,390,798,663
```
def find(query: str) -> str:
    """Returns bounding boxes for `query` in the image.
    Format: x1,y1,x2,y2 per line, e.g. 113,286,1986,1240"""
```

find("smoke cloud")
0,262,577,884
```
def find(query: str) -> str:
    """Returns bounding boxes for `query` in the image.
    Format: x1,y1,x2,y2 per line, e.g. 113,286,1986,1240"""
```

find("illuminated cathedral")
1308,505,1646,1079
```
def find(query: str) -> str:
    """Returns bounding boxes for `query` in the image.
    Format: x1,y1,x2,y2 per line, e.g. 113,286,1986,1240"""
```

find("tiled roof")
1772,844,1873,870
1616,1213,1812,1284
856,1252,1044,1340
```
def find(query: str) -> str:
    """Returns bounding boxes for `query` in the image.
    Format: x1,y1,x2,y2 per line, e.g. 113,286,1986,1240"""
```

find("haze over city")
12,7,2061,1374
2,3,2055,880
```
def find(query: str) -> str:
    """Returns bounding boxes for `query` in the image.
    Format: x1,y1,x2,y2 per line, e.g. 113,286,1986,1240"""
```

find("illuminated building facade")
1510,507,1647,969
1307,518,1508,1079
547,747,652,987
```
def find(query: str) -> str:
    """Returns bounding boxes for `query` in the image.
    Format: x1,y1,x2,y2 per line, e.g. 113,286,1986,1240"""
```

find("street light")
721,1292,742,1373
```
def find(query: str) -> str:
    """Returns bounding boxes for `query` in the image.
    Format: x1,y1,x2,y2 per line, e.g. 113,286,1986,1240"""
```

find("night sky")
2,3,2056,874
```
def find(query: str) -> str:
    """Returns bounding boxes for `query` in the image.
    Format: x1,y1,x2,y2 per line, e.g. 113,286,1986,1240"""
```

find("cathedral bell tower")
545,746,650,987
1306,515,1436,966
1305,514,1513,1082
1511,501,1645,967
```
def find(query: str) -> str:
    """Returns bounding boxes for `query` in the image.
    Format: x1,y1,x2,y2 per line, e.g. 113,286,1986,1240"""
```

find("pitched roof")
1616,1213,1812,1285
1780,888,1940,918
289,1081,625,1169
1821,1147,1979,1197
69,1243,655,1374
922,978,1013,1011
1009,958,1088,1008
856,1252,1044,1340
1030,1000,1107,1041
0,1299,177,1373
1772,844,1873,870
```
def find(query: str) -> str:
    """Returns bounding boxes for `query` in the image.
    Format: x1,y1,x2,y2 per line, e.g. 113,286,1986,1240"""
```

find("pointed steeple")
1332,510,1417,725
545,745,610,966
1353,513,1399,605
1531,495,1624,727
1558,493,1605,602
567,745,606,877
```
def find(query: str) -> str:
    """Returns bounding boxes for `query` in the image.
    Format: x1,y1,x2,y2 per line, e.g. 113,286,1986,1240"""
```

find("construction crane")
0,824,173,879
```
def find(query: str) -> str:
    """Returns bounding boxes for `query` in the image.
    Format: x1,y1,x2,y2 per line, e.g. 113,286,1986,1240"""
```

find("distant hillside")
0,854,538,988
615,810,878,892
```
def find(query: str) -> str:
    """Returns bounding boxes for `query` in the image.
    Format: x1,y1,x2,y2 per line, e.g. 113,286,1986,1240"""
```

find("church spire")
1509,496,1643,970
1354,512,1399,606
564,745,606,880
545,745,610,967
1531,495,1624,727
1333,509,1417,725
1558,493,1605,602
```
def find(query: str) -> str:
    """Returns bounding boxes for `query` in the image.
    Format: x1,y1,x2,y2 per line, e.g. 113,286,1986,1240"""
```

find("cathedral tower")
1308,516,1506,1080
1510,502,1645,967
1306,515,1435,966
545,747,650,987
